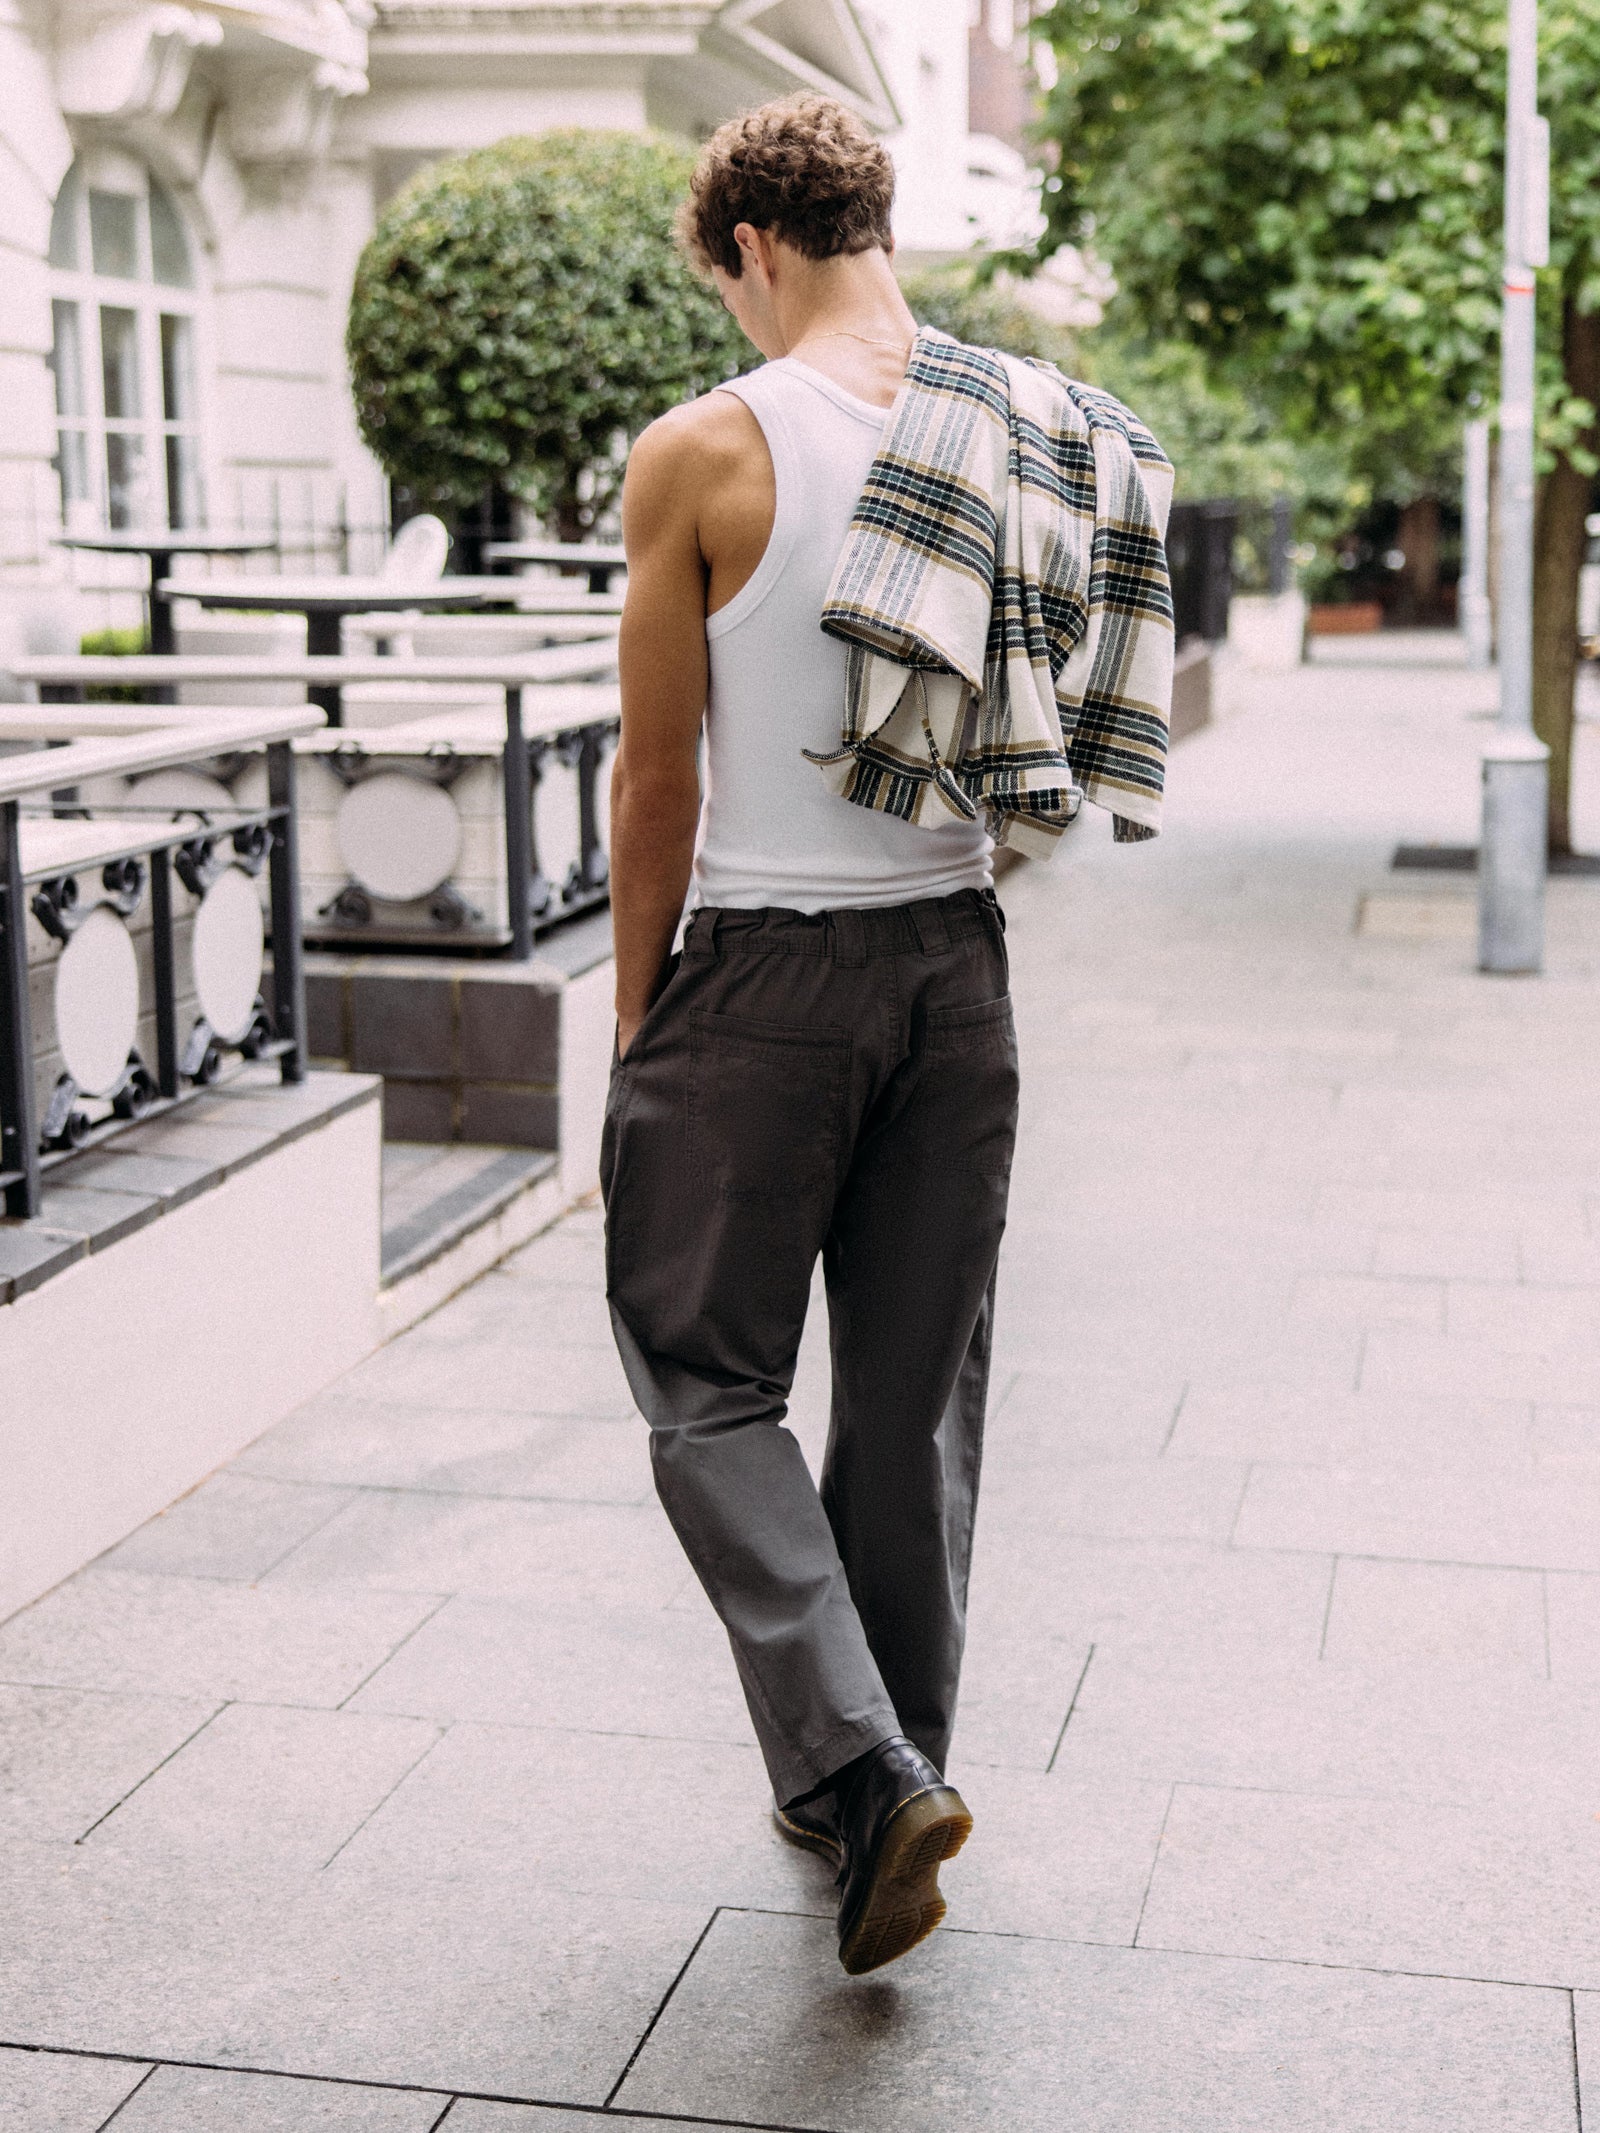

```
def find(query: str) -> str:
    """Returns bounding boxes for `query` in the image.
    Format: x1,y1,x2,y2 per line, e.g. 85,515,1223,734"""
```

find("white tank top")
691,358,993,913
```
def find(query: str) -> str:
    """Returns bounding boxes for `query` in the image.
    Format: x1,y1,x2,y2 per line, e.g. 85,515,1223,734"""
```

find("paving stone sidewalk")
3,640,1600,2132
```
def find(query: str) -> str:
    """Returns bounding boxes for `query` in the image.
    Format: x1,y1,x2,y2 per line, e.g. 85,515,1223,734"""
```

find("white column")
0,0,73,608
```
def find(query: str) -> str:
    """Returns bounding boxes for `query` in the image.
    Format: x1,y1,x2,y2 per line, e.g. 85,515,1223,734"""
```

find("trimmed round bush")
347,131,752,532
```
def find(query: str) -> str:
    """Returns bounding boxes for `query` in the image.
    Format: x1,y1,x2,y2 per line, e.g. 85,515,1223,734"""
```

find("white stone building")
0,0,1043,648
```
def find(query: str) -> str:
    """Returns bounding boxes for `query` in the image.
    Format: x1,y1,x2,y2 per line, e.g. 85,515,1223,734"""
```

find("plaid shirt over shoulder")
810,328,1175,850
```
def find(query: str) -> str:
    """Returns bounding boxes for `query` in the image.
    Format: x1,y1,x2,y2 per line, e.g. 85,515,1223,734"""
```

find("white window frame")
47,158,209,533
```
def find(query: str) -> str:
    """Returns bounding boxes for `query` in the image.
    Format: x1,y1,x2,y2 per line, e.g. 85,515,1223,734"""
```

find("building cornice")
54,0,369,136
369,15,703,60
368,0,896,126
370,0,710,33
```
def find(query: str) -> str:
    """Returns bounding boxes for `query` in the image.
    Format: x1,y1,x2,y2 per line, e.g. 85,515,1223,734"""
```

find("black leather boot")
831,1735,971,1975
771,1791,843,1868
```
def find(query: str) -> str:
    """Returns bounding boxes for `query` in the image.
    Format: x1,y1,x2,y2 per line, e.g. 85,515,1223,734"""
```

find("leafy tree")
1080,328,1346,506
347,132,752,538
902,263,1315,499
902,259,1356,590
897,265,1083,366
1033,0,1600,851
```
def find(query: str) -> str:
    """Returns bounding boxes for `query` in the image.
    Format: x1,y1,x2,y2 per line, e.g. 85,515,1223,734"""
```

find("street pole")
1460,417,1492,668
1478,0,1549,973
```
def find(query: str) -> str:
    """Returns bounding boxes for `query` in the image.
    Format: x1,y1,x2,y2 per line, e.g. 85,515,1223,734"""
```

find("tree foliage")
897,265,1082,366
347,132,752,532
1035,0,1599,444
1085,329,1346,502
901,263,1339,505
1032,0,1600,845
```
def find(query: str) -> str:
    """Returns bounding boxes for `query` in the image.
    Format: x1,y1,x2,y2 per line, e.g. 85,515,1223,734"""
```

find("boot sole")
772,1802,843,1869
837,1785,972,1977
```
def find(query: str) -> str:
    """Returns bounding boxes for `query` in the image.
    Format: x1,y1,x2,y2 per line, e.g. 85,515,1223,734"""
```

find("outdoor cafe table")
156,575,631,725
10,642,619,732
158,574,500,724
484,538,627,593
55,531,277,656
342,609,621,649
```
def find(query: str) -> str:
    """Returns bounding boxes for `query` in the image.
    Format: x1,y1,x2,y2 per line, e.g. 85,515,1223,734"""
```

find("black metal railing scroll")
0,799,40,1218
0,744,306,1219
522,712,618,954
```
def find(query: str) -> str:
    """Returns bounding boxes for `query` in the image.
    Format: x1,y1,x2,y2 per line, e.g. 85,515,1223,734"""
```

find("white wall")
345,76,650,157
0,1093,382,1620
0,0,76,650
0,6,375,641
188,125,371,566
861,0,974,256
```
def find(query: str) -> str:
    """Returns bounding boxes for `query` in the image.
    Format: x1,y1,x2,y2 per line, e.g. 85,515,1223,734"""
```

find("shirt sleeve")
1053,404,1175,841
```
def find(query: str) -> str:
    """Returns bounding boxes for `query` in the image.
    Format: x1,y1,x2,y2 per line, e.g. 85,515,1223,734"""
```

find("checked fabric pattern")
811,328,1175,851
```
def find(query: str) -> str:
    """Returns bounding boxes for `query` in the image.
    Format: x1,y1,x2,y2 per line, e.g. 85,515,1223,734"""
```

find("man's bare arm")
611,412,712,1055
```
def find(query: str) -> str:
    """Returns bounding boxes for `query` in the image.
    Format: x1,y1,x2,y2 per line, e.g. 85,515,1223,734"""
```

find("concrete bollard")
1477,728,1549,974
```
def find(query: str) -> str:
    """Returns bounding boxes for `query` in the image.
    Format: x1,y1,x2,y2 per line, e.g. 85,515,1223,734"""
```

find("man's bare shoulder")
624,384,772,579
629,387,764,489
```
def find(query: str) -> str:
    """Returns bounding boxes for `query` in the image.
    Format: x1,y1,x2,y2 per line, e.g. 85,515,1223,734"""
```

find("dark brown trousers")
600,886,1018,1805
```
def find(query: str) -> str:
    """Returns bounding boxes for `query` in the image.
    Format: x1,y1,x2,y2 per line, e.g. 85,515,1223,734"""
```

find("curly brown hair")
677,95,895,279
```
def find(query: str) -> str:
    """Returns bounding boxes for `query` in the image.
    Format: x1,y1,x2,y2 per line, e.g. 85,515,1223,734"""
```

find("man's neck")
774,250,918,409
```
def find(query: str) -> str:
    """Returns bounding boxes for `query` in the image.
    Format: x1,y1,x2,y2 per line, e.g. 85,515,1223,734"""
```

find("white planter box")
1228,589,1307,672
0,1073,381,1619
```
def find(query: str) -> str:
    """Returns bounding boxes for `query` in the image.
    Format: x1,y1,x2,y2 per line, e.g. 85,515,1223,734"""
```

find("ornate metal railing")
505,687,617,955
0,707,320,1218
11,655,620,959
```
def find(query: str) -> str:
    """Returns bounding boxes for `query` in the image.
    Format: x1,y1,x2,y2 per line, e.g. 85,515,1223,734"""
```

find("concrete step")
378,1140,564,1340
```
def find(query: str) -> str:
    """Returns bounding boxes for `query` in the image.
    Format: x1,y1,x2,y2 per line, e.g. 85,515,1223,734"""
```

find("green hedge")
79,625,147,702
347,131,753,535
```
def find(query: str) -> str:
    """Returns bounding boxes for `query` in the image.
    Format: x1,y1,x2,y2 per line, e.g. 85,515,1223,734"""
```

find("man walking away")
602,94,1174,1976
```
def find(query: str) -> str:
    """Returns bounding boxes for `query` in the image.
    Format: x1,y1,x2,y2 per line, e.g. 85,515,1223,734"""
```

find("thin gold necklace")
793,328,913,355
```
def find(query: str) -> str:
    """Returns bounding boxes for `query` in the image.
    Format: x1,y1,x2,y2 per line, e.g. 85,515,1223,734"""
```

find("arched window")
47,157,206,531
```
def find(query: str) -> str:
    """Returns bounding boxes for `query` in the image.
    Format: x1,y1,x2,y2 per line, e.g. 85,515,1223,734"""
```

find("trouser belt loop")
910,899,953,956
830,907,867,967
683,908,720,960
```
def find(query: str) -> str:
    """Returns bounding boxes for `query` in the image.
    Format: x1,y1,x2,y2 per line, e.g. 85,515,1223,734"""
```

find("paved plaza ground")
4,638,1600,2131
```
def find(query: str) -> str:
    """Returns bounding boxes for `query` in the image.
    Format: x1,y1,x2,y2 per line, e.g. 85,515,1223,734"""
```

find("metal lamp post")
1460,417,1492,668
1478,0,1550,973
